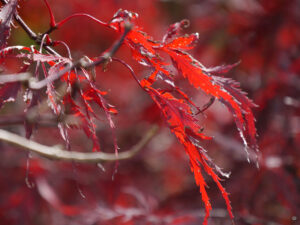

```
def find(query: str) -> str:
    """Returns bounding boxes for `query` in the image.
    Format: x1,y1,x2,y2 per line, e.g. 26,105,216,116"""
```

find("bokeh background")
0,0,299,224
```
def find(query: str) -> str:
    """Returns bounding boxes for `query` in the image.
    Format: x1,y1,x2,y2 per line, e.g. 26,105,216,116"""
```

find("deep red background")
0,0,299,224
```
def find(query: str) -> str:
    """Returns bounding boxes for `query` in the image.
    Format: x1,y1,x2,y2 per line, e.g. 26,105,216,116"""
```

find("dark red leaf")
0,81,20,109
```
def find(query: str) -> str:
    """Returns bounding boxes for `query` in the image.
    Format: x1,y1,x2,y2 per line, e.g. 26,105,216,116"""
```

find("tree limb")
0,72,31,84
0,125,159,163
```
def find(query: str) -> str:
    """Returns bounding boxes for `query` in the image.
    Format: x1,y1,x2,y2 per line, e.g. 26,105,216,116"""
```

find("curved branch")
42,0,56,27
56,13,108,29
0,72,31,84
0,125,159,163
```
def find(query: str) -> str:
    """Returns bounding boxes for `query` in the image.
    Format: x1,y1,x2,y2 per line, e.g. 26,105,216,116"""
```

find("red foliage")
0,0,299,225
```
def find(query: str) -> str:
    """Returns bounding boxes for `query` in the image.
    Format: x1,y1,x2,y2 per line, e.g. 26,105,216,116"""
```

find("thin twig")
0,125,159,162
42,0,56,27
80,22,132,68
44,13,109,35
111,57,144,90
0,72,31,83
199,96,215,114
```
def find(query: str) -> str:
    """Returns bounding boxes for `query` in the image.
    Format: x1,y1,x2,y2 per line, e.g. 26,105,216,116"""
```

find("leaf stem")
0,72,31,84
56,13,108,29
111,57,144,90
42,0,56,27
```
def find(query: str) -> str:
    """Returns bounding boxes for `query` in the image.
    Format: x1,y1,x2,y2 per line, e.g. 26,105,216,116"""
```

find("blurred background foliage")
1,0,299,224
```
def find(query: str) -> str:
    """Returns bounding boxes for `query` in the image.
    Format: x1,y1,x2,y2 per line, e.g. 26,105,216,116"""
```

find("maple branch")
57,13,108,28
0,125,159,163
111,57,144,89
1,0,129,89
0,72,31,83
85,22,132,67
44,13,109,35
29,23,132,90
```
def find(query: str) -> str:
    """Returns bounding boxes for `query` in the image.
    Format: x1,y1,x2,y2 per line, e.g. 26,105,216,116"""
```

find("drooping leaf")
23,89,38,139
80,68,118,154
0,44,118,153
163,48,258,159
63,93,101,152
36,178,82,216
109,12,259,224
141,83,232,224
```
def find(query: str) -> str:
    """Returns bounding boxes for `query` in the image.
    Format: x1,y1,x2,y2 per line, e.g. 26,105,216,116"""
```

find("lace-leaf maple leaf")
111,11,258,224
162,43,258,160
0,45,117,152
141,83,232,224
